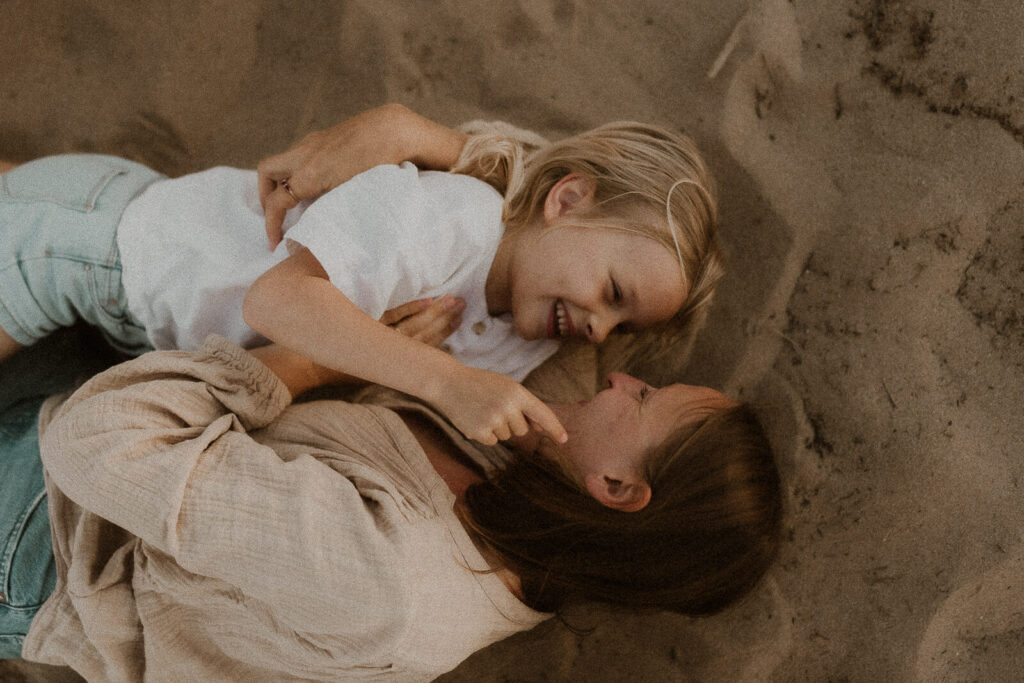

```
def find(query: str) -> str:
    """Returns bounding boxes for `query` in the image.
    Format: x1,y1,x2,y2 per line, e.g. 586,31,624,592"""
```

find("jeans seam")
12,254,126,328
0,294,31,338
1,489,48,610
1,168,124,211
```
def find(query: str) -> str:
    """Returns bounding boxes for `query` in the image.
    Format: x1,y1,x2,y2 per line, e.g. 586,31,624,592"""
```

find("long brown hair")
459,404,783,615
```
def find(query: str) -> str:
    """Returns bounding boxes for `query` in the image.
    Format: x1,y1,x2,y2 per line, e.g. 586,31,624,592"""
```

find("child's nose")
585,314,616,344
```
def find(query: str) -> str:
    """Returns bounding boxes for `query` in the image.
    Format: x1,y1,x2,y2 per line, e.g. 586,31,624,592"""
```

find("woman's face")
545,372,734,488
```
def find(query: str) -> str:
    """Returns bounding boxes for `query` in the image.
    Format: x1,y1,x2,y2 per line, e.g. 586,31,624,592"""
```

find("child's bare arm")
243,249,566,445
248,296,465,399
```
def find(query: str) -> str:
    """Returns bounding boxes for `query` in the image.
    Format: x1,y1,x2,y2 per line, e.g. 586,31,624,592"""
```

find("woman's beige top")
24,337,548,681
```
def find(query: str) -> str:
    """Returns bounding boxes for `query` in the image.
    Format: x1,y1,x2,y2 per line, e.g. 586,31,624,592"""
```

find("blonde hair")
452,121,723,332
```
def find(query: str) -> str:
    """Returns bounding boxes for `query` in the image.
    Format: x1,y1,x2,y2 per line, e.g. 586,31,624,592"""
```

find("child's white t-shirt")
116,162,559,382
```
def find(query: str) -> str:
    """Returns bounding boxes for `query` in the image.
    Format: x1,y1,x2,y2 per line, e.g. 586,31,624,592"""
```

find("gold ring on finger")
279,178,299,202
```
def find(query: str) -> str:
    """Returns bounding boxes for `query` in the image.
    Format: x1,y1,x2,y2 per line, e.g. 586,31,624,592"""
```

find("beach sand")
1,1,1021,680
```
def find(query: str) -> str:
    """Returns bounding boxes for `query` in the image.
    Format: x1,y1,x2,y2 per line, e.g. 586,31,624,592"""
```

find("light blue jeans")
0,394,54,658
0,320,123,659
0,154,163,355
0,153,162,657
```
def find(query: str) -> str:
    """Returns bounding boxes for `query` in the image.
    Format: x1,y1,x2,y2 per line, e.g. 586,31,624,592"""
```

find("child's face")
506,224,686,343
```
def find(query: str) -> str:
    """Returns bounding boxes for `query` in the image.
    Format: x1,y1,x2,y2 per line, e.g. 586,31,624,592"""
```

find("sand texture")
1,1,1022,680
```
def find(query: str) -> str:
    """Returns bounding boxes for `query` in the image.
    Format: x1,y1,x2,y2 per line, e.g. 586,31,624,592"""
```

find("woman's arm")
39,337,407,632
243,248,566,445
258,103,467,248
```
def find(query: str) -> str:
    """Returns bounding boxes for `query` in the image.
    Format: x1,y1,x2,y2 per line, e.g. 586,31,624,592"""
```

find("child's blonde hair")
452,121,723,333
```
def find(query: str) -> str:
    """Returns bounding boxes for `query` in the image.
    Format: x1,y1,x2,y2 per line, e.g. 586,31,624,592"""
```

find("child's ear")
543,173,596,223
584,473,651,512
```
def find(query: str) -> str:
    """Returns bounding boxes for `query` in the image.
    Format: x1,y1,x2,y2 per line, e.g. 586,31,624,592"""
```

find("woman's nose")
605,371,638,389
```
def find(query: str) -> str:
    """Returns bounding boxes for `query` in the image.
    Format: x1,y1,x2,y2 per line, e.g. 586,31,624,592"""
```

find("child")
0,119,721,445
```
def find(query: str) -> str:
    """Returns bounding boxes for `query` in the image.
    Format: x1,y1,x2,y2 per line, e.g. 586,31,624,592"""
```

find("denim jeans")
0,394,54,658
0,154,161,355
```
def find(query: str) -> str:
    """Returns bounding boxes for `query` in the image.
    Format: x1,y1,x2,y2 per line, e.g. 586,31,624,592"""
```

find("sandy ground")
2,1,1022,680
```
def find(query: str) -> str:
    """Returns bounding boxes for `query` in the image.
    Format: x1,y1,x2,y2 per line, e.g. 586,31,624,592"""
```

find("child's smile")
498,224,687,344
549,299,577,338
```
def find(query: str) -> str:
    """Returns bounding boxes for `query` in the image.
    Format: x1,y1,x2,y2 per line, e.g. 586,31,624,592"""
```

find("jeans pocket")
0,399,56,613
2,492,55,611
1,155,127,213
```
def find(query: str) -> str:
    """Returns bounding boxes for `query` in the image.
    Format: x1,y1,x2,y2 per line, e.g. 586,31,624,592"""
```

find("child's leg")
0,160,23,362
0,327,23,364
0,155,162,361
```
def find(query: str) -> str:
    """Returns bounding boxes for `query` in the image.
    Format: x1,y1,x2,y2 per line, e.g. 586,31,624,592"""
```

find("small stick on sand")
707,12,748,80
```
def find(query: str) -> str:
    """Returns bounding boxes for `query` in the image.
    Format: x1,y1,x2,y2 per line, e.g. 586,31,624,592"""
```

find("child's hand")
381,296,465,348
434,366,567,446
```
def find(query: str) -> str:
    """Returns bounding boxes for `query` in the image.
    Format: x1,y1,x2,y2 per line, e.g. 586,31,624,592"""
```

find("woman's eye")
611,280,622,303
639,386,650,401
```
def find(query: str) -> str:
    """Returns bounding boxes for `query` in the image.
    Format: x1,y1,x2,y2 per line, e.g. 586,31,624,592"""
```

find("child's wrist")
416,351,466,406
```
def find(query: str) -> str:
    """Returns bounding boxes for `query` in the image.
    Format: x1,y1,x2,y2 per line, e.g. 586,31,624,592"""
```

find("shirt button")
472,321,487,335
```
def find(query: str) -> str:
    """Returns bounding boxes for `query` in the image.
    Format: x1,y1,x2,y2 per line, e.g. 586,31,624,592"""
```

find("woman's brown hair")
459,404,783,615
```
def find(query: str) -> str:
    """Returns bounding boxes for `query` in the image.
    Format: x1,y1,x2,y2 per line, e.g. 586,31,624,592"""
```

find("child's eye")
611,280,622,303
639,386,650,401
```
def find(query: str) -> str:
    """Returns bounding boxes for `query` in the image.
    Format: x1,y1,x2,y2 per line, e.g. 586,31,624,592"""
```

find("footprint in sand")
914,549,1024,681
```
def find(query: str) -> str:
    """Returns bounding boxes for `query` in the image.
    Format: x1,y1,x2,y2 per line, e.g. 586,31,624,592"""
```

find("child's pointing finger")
525,402,568,444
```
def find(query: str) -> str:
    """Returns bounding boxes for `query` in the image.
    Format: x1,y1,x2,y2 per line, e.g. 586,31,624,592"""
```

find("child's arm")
258,103,467,248
247,296,465,399
243,248,567,445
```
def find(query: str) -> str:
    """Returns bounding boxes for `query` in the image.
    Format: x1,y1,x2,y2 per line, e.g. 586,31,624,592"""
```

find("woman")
0,331,782,681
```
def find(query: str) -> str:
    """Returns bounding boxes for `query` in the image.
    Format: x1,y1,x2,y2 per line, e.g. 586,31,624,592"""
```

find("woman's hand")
252,295,465,398
380,295,465,348
432,365,567,446
257,103,467,249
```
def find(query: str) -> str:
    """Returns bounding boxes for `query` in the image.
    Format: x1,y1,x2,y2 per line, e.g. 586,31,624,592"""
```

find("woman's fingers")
262,190,297,249
257,136,326,248
379,298,432,326
411,297,464,346
258,155,317,249
382,296,464,347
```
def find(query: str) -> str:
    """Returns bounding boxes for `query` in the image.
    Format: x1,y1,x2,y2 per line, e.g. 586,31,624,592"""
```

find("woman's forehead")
654,384,732,420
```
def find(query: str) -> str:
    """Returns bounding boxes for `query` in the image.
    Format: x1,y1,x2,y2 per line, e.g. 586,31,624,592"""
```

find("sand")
1,1,1022,680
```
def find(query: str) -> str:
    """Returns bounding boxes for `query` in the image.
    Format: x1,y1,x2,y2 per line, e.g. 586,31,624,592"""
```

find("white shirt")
117,163,558,381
